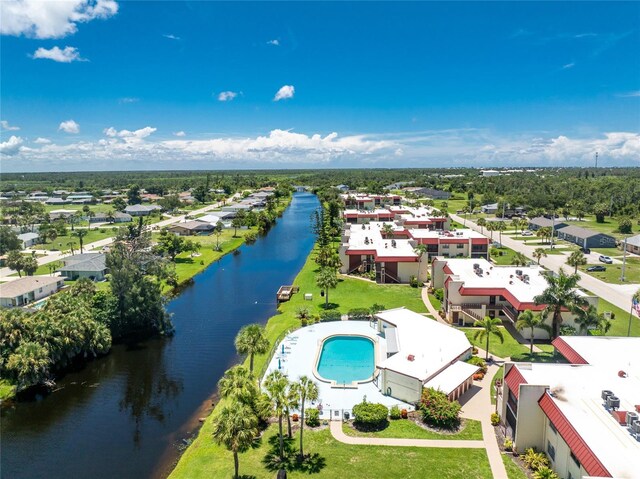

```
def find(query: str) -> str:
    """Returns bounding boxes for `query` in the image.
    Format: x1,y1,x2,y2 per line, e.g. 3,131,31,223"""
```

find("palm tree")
511,218,522,236
462,205,471,226
211,402,258,479
533,247,547,265
511,252,529,266
284,385,299,439
413,243,428,279
516,310,551,353
476,217,486,234
46,228,58,244
234,324,269,374
537,226,552,244
381,223,394,239
106,210,116,224
73,229,88,254
534,268,587,339
495,221,507,245
316,267,338,307
567,250,587,274
573,305,605,335
264,370,289,461
629,289,640,336
292,376,319,459
486,221,495,241
473,316,504,359
217,365,258,404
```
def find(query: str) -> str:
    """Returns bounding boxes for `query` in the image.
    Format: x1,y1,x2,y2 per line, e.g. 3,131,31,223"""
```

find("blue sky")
1,1,639,171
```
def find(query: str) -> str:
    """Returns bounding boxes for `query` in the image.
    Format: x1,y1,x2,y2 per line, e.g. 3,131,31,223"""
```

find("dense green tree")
6,250,25,277
618,217,633,234
0,226,22,254
192,185,209,204
112,197,127,212
127,185,142,205
155,229,187,261
593,203,609,223
23,255,38,276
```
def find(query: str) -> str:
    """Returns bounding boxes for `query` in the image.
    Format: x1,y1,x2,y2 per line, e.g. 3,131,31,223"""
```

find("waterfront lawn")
502,454,528,479
342,417,483,440
578,258,640,285
461,326,529,359
171,424,493,479
0,379,16,401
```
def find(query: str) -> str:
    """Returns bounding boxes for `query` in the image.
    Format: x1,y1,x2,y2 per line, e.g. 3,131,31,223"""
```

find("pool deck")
264,321,413,418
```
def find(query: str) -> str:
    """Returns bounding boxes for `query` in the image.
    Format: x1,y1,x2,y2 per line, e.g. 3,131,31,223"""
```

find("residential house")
375,308,477,403
403,187,451,200
431,258,598,334
498,336,640,479
335,184,350,192
481,203,499,214
124,204,162,216
58,253,108,281
527,216,568,232
555,225,617,249
89,212,132,223
44,197,69,205
18,232,39,248
0,276,65,307
168,220,215,236
480,170,500,177
623,234,640,255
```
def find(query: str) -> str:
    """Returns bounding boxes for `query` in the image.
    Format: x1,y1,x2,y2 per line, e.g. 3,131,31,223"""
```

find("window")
442,244,449,249
547,441,556,461
456,244,464,249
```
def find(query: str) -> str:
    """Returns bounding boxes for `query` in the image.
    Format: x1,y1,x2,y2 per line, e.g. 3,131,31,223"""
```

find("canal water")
1,192,319,479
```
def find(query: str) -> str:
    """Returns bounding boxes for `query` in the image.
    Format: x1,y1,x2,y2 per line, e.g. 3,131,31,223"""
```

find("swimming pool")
316,335,375,386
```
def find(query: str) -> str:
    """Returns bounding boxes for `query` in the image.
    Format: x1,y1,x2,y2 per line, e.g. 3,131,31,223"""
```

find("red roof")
552,337,589,364
538,392,611,478
504,365,527,399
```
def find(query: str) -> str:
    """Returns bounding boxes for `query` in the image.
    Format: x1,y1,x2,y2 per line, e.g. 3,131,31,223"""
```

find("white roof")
346,221,418,259
18,232,39,241
424,361,480,395
557,336,640,381
441,258,549,303
198,214,223,224
376,308,472,382
408,228,485,240
514,359,640,479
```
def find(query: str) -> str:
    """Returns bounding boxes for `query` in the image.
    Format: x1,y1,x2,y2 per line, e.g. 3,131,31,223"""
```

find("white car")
521,230,533,236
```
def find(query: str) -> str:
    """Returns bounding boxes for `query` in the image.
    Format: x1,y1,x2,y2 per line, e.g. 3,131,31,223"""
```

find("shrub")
522,448,550,472
319,310,342,322
409,275,419,288
295,306,310,320
433,288,444,302
466,356,488,374
503,438,513,452
352,401,389,429
369,303,386,315
245,232,257,243
490,413,500,426
472,373,485,381
348,308,370,321
419,387,461,429
401,408,408,419
533,467,559,479
389,405,401,420
305,408,320,427
292,413,299,422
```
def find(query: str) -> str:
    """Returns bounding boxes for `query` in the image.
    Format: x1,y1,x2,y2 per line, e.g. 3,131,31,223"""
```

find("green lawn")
490,247,519,266
7,260,62,277
36,227,117,251
490,366,504,405
591,247,624,257
428,292,442,311
170,424,493,479
597,296,640,337
461,326,529,359
579,259,640,284
502,454,528,479
510,350,564,363
0,379,16,401
342,418,483,441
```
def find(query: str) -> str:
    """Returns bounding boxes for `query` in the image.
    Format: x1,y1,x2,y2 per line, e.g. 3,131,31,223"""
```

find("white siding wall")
381,369,422,403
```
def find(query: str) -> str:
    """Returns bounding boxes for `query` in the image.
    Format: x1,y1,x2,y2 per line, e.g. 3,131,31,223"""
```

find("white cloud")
1,0,118,39
274,85,295,101
0,135,24,155
163,34,180,40
217,91,238,102
103,126,157,142
562,62,575,69
32,46,85,62
173,131,186,137
618,90,640,98
1,120,20,131
58,119,80,134
118,97,139,104
34,137,51,144
267,39,279,46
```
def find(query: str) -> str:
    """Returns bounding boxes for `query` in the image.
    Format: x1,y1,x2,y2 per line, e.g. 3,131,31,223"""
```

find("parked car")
521,230,533,236
598,255,613,264
587,265,607,272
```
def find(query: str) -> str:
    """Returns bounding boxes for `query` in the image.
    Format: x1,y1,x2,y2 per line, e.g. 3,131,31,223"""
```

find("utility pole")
551,209,555,249
595,151,598,168
620,237,627,282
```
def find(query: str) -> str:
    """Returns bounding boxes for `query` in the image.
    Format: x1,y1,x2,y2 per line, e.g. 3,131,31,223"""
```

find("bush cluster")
319,310,342,322
389,405,402,420
353,400,389,429
347,308,370,321
305,408,320,427
433,288,444,302
419,387,461,430
490,413,500,426
522,448,550,472
466,356,488,374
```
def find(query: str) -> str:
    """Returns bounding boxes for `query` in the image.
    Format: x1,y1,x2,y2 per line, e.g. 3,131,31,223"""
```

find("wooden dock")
276,285,299,303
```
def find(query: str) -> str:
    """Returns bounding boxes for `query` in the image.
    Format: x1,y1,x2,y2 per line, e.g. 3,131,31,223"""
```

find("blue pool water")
316,336,374,384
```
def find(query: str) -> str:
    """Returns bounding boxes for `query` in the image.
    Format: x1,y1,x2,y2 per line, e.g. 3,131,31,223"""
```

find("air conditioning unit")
626,411,639,426
607,395,621,410
632,420,640,435
515,269,523,276
602,390,613,401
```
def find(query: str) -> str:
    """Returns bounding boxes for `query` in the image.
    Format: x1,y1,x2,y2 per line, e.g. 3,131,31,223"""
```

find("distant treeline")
2,167,639,217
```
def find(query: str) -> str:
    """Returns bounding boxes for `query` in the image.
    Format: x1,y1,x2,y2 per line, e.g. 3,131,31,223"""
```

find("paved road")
0,197,237,280
450,213,639,316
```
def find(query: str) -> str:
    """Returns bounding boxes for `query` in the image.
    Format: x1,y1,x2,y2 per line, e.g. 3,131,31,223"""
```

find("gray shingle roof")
0,276,63,298
556,225,610,239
